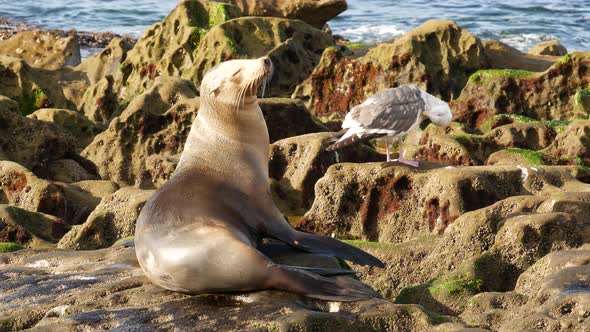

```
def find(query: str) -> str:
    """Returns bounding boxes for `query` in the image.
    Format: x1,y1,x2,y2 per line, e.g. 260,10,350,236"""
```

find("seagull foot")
382,158,420,168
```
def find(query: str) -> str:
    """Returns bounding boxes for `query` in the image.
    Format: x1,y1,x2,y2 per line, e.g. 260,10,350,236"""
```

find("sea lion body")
135,58,383,300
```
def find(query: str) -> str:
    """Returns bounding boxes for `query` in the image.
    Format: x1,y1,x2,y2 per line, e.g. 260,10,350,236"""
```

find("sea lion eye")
230,68,242,78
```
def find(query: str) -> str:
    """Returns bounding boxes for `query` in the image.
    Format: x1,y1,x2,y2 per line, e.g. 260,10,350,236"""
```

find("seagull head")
420,90,452,127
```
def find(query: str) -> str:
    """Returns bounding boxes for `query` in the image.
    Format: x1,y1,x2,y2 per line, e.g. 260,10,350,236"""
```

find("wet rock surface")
1,1,590,330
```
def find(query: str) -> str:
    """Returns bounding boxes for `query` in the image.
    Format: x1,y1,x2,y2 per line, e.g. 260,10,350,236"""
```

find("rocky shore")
1,0,589,331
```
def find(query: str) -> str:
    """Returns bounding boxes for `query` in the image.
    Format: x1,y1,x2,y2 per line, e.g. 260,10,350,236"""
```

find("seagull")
326,85,452,167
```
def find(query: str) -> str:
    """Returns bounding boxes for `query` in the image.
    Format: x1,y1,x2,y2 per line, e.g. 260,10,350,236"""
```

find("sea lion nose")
263,57,272,67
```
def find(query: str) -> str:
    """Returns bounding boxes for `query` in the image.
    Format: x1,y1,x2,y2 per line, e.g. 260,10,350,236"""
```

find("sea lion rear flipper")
269,265,381,302
290,266,359,276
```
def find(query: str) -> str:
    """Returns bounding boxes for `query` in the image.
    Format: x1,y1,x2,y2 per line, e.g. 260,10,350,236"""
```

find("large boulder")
0,30,81,69
452,52,590,128
0,108,76,174
0,56,72,115
293,20,490,119
0,204,69,247
482,40,558,72
77,75,121,124
81,77,199,188
0,95,18,112
57,187,153,250
220,0,347,28
54,180,120,226
184,16,333,97
76,37,133,84
297,163,590,243
0,245,446,332
117,0,241,99
27,108,99,149
260,98,327,142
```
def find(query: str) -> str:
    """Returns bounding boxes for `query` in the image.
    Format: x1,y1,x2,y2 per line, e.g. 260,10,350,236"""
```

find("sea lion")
135,57,384,301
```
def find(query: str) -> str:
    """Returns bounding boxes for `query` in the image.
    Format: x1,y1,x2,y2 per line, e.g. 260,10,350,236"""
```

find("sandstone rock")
81,77,198,188
0,161,67,218
77,75,121,124
27,108,99,149
46,159,99,183
0,204,69,248
0,245,442,331
293,20,490,119
185,16,333,97
143,154,180,189
452,52,590,128
482,40,557,72
117,0,241,99
542,120,590,165
54,180,119,226
260,98,327,142
220,0,347,28
297,164,590,243
57,187,154,250
269,132,380,215
528,40,568,56
76,37,133,84
461,248,590,331
0,108,76,173
0,30,81,69
0,56,72,115
0,95,18,112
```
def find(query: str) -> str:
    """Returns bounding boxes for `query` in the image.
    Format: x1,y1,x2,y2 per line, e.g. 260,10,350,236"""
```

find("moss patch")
345,43,369,51
574,88,590,114
468,69,535,85
503,148,546,166
0,242,25,253
480,114,571,132
449,133,486,145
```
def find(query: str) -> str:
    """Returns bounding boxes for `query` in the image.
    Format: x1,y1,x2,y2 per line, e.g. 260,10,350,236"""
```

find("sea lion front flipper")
288,266,359,276
289,231,386,268
269,265,381,301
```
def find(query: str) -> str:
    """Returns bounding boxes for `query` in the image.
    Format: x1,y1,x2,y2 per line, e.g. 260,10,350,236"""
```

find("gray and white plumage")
326,85,452,151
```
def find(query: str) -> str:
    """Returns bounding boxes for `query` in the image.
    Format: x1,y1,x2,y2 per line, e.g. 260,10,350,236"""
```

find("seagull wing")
327,85,426,151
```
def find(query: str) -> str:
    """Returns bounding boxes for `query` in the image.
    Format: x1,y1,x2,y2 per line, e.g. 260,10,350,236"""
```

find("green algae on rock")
0,242,24,253
293,20,490,119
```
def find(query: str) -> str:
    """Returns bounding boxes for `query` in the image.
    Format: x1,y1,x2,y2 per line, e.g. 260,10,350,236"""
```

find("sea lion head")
201,57,273,111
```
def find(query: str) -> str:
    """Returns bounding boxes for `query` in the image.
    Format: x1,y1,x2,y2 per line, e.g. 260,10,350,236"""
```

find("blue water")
0,0,588,52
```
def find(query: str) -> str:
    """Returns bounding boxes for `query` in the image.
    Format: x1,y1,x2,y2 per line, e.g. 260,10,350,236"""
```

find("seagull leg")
385,138,392,162
395,136,419,167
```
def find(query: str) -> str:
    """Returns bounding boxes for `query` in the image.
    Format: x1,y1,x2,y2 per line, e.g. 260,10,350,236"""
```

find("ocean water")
0,0,588,52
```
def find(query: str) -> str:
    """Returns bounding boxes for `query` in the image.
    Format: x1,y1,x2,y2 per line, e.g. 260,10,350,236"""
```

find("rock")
269,132,380,215
46,159,99,183
259,98,327,142
27,108,99,149
542,120,590,165
78,75,121,124
482,40,558,72
0,95,18,112
0,245,443,331
185,16,333,97
143,154,180,189
220,0,347,28
528,40,568,56
451,52,590,128
461,248,590,331
0,108,76,173
293,20,490,119
55,180,119,226
57,187,154,250
297,163,590,243
0,56,72,115
0,161,67,219
81,77,198,188
0,30,81,69
0,204,69,247
117,0,241,99
76,37,133,84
